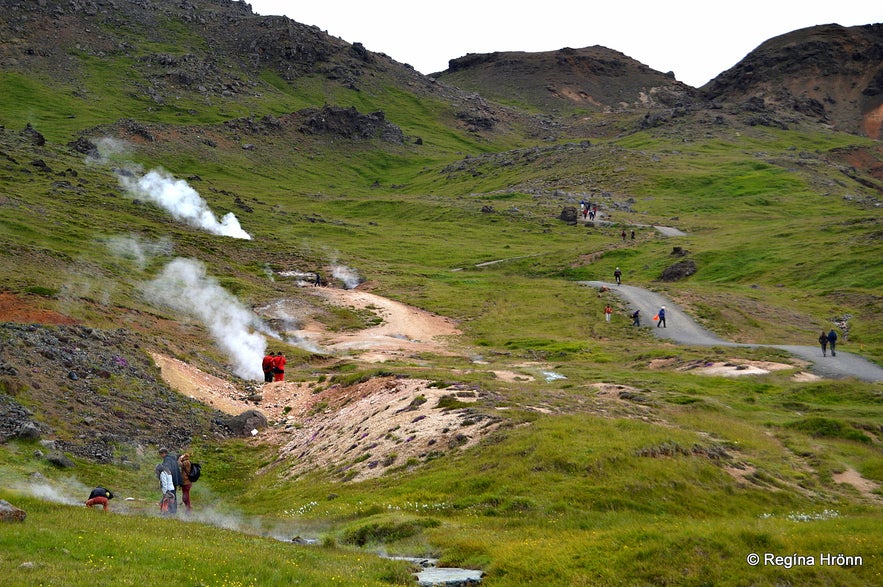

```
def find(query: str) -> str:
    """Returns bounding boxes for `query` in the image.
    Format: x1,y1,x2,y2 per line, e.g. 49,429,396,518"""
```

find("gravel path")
581,281,883,382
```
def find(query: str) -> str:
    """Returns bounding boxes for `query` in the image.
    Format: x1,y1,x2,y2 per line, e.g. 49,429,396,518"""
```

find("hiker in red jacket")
261,352,275,383
273,352,286,382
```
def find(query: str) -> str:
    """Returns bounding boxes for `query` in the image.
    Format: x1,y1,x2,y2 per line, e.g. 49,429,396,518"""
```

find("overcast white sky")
246,1,880,87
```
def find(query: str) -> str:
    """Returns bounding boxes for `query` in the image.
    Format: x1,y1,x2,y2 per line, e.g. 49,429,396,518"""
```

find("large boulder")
0,500,26,523
225,409,268,437
559,206,578,224
660,260,697,282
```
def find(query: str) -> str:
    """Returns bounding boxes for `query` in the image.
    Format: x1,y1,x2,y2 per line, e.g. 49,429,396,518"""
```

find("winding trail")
581,281,883,382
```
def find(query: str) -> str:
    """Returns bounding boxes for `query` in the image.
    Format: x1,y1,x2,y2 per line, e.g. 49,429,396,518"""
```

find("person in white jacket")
155,462,177,515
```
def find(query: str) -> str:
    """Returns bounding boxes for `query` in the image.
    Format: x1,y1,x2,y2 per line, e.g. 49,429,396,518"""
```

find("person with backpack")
818,331,829,357
656,306,666,328
631,309,641,327
604,304,613,322
827,329,838,356
613,267,622,285
85,486,114,511
178,452,195,513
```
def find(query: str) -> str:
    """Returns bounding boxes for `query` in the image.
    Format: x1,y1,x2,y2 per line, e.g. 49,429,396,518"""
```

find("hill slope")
1,3,882,586
704,23,883,139
434,45,700,115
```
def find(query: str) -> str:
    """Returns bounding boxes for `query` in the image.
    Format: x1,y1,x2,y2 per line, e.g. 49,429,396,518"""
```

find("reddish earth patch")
0,292,79,325
150,288,499,482
152,352,501,482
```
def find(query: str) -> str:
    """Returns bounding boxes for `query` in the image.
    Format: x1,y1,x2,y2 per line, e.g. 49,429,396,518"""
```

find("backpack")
188,462,201,483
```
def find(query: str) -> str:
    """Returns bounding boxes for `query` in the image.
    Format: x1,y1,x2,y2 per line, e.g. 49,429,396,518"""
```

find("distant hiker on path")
632,309,640,326
827,329,838,356
631,230,636,240
819,332,829,357
605,304,613,322
262,352,275,383
315,272,322,286
85,487,114,510
613,267,622,285
656,306,667,328
178,453,194,513
621,230,627,242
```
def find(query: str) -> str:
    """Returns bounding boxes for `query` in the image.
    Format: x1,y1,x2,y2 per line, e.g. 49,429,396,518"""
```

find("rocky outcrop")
703,24,883,139
0,323,226,462
299,106,405,144
0,395,48,442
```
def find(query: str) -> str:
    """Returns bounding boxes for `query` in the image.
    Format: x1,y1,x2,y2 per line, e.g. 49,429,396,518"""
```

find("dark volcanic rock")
224,409,268,437
660,260,697,282
299,106,404,143
703,24,883,139
559,206,579,224
0,323,228,462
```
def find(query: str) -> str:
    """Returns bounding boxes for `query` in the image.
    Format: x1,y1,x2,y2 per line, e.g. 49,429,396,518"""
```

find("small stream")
282,538,482,586
389,557,483,586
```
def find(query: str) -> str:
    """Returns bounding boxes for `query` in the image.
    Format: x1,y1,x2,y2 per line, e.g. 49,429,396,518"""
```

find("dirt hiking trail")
582,281,883,382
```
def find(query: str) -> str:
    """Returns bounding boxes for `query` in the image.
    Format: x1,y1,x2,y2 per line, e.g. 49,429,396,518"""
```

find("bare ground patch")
0,292,79,325
264,285,461,363
833,467,882,502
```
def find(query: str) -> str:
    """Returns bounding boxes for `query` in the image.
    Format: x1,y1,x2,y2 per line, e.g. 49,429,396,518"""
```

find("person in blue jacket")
656,306,666,328
827,329,838,356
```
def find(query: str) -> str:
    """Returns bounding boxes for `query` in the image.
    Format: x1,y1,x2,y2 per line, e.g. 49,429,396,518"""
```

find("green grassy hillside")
1,2,881,586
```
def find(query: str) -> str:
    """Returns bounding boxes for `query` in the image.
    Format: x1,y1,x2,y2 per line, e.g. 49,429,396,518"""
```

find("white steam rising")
7,479,318,542
143,258,268,380
332,264,362,289
10,480,87,506
119,168,252,240
105,235,173,270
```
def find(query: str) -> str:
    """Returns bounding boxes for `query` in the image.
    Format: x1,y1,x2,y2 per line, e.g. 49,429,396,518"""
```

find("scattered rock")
46,452,75,468
0,500,26,523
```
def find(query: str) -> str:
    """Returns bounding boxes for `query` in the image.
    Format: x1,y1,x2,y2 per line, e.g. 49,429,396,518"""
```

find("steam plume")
332,264,362,289
143,258,266,380
119,168,251,240
105,235,173,270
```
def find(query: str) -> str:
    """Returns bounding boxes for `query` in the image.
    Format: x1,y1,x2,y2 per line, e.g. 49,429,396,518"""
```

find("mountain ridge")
1,3,882,584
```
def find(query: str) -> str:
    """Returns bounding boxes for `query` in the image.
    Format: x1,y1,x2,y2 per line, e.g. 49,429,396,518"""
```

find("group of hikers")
579,201,598,221
818,329,838,357
609,267,668,328
85,447,199,515
608,267,843,355
154,448,197,515
261,351,286,382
